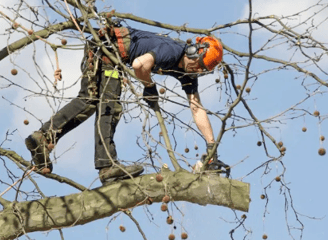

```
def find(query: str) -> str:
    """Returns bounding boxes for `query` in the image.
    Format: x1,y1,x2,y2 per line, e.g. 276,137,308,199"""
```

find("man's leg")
95,67,143,183
25,76,96,172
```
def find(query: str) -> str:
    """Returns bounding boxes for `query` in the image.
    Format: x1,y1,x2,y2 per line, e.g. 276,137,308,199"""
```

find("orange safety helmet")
196,36,223,71
185,36,223,71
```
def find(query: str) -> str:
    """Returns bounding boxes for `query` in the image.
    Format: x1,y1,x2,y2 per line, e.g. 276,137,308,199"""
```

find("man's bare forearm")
188,93,215,144
132,53,155,87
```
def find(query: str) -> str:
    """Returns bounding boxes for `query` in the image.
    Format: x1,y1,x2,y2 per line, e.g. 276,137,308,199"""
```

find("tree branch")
0,148,87,191
153,103,181,171
0,170,249,240
123,211,147,240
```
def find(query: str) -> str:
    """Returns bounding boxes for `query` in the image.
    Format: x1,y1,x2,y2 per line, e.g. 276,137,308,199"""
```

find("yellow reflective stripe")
104,70,119,79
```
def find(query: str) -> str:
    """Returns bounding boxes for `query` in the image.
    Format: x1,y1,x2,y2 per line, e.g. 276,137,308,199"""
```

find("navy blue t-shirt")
127,27,198,94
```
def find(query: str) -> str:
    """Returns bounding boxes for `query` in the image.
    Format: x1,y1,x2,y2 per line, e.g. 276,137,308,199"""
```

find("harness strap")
114,27,130,61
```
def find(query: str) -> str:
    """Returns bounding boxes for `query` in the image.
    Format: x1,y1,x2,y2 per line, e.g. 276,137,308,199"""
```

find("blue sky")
1,0,328,239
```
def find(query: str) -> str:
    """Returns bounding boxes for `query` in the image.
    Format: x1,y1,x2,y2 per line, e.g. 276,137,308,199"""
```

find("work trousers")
41,65,123,169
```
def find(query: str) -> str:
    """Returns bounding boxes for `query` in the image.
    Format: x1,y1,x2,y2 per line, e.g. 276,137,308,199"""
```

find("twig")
0,147,87,191
0,166,36,197
63,0,84,36
123,210,148,240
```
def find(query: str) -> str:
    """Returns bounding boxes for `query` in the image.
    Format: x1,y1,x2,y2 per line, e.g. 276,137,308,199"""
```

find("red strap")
114,28,128,60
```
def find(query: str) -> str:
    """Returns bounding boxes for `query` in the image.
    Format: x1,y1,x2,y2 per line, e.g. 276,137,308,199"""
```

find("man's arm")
187,92,215,144
132,53,159,108
132,53,155,87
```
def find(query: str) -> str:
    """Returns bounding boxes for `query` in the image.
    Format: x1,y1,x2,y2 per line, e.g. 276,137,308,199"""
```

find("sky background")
1,0,328,239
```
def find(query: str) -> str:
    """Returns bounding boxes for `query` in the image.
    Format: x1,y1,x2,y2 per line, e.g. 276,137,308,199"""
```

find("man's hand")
204,143,230,177
143,85,158,108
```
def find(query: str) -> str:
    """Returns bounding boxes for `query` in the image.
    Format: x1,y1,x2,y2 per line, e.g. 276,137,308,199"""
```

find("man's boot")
99,163,144,184
25,131,53,172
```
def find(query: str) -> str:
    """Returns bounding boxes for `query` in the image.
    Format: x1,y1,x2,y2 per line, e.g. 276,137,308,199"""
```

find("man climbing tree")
24,17,228,184
2,0,327,239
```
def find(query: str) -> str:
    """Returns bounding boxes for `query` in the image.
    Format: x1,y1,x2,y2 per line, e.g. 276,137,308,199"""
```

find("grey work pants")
41,68,122,169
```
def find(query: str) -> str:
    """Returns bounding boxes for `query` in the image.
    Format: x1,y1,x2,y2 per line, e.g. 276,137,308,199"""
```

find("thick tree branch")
0,170,249,240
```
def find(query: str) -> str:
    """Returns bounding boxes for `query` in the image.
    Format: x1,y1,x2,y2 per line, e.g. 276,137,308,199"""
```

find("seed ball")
166,216,174,225
302,127,307,132
215,78,220,83
156,174,163,182
159,88,166,94
23,119,29,125
280,146,286,152
162,195,170,203
48,143,55,150
181,232,188,239
278,141,283,147
275,176,281,182
318,148,326,156
236,85,241,90
313,110,320,117
194,145,198,150
257,141,262,146
119,225,126,232
11,69,18,75
186,38,192,44
41,167,51,174
196,154,199,157
161,203,168,211
184,148,189,153
13,22,19,29
224,73,228,79
245,87,251,93
168,234,175,240
159,131,163,136
27,29,33,35
241,214,247,219
320,136,325,141
262,234,268,239
260,194,266,199
61,39,67,45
